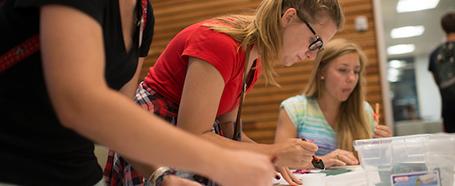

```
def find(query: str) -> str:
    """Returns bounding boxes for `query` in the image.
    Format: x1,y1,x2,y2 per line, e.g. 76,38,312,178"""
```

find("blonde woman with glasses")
274,39,392,185
105,0,345,185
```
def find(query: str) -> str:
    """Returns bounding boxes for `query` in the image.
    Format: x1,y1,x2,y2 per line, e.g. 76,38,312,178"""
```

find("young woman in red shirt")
105,0,345,185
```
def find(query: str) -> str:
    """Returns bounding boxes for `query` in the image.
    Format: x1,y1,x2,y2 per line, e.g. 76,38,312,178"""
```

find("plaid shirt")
103,82,218,186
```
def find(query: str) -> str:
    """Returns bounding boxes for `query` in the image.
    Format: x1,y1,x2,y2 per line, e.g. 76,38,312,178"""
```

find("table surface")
273,165,364,186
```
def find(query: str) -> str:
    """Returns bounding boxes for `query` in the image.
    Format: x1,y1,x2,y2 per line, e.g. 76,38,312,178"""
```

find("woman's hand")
271,138,317,168
277,167,302,185
373,124,392,138
319,149,358,168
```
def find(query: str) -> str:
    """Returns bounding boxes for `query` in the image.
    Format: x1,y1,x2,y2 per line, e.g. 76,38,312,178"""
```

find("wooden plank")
243,121,277,130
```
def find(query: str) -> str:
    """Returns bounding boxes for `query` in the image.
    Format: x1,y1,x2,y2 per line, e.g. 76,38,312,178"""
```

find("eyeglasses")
301,18,324,52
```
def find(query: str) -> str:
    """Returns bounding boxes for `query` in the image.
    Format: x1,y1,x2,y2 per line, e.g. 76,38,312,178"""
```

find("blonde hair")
304,38,371,152
205,0,344,86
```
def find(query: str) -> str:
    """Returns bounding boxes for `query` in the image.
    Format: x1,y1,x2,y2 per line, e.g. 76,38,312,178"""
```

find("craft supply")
321,167,352,176
374,103,380,124
293,169,311,174
301,138,325,169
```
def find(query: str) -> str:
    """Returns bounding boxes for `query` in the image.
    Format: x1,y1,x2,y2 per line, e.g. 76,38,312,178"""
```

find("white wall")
414,54,442,121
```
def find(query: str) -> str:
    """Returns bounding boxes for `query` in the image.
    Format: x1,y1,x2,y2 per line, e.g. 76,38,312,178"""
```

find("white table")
274,165,368,186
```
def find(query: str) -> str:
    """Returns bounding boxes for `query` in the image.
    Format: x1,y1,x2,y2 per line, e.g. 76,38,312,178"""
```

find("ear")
281,8,297,27
319,68,328,79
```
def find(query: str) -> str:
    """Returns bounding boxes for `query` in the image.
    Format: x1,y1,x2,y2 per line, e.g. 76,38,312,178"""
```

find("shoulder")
431,42,455,58
281,95,308,107
363,101,374,115
280,95,316,116
181,21,241,82
15,0,108,24
185,23,240,52
429,45,443,71
363,101,376,127
430,44,444,60
280,95,308,126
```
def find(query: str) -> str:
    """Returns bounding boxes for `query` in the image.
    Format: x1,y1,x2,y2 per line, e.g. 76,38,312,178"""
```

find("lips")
341,88,352,94
339,88,352,101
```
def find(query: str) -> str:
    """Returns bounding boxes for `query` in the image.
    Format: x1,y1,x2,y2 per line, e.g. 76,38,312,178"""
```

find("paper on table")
273,166,368,186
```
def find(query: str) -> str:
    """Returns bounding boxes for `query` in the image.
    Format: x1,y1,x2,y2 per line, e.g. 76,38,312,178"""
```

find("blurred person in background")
428,11,455,133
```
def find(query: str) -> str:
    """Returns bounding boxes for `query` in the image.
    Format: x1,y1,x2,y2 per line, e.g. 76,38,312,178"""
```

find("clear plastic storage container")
424,133,455,186
354,134,455,186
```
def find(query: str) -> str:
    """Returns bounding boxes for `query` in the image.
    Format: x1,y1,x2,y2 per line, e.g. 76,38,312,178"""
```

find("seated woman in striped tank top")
274,38,392,185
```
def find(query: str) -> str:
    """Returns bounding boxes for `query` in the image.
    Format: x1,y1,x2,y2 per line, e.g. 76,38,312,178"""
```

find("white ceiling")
379,0,455,59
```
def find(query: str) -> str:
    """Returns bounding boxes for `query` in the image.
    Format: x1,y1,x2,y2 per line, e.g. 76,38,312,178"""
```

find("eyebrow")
338,64,361,68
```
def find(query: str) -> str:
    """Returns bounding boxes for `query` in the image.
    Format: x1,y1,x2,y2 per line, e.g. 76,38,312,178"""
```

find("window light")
389,60,407,69
388,68,401,82
391,26,425,38
397,0,439,13
388,44,415,55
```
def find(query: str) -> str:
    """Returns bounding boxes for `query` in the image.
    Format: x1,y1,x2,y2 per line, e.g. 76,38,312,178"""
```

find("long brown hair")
304,38,371,152
205,0,344,86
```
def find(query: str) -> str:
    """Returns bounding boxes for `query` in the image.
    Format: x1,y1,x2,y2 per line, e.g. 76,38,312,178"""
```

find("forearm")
274,109,298,143
57,88,223,178
201,132,271,155
218,121,256,143
39,6,226,181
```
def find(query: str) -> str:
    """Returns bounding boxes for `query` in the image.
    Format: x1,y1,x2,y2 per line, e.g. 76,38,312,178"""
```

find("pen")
374,103,380,125
301,138,325,169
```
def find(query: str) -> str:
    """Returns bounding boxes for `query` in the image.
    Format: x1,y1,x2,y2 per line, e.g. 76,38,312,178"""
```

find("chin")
278,60,293,67
280,57,298,67
284,62,294,67
286,60,301,67
339,96,349,102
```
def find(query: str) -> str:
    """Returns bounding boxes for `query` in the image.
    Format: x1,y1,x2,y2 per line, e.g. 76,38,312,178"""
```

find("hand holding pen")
269,138,318,168
274,139,324,186
374,103,381,125
318,149,358,168
272,139,318,186
373,103,392,138
300,138,325,169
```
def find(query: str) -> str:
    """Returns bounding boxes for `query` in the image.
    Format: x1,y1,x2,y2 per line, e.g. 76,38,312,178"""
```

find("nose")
347,71,357,83
305,50,318,61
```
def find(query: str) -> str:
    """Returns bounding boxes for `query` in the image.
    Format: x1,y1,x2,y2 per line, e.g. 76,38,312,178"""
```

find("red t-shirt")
144,21,262,116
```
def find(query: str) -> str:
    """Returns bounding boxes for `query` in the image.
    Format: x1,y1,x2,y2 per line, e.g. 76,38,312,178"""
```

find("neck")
317,93,341,117
447,33,455,42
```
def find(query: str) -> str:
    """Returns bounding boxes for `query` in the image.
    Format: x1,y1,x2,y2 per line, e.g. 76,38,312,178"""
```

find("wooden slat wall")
145,0,384,144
